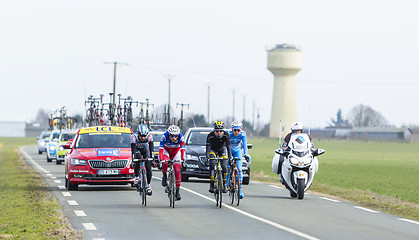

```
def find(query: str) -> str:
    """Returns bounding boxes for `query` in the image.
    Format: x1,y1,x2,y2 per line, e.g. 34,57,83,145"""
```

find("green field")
249,137,419,220
0,137,81,239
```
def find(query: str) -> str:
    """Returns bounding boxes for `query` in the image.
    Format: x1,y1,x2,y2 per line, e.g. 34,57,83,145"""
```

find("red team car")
64,126,135,190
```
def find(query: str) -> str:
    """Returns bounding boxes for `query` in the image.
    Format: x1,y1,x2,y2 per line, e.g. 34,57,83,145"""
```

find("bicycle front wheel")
235,169,241,206
217,169,223,208
170,170,176,208
141,169,147,206
229,169,235,205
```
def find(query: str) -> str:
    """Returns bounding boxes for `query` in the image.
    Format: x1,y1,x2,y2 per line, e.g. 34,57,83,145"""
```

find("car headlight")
49,146,56,151
185,154,199,161
71,159,88,166
59,146,64,151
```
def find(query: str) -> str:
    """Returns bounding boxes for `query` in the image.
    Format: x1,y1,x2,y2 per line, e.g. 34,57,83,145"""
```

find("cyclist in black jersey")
206,120,232,193
131,124,154,195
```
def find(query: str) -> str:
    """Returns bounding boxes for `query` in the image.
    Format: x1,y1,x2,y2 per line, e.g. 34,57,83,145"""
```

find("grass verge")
249,137,419,221
0,137,82,239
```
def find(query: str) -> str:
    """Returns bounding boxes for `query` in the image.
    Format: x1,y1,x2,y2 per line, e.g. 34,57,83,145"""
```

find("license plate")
97,169,120,175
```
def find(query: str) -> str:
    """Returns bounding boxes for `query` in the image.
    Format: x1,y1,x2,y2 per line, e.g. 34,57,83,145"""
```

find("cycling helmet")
231,120,243,129
138,124,149,136
291,122,303,132
213,120,224,130
167,125,181,135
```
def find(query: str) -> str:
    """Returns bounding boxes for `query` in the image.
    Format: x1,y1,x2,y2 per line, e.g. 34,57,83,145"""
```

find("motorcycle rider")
206,120,232,194
159,125,185,201
227,120,251,199
131,124,154,195
278,122,315,182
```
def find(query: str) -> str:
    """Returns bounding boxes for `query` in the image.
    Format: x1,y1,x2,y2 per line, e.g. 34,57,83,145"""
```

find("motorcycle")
272,133,325,199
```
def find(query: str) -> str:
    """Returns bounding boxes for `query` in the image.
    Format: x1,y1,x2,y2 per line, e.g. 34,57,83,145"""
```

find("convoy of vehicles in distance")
37,130,51,154
55,130,78,165
63,126,135,190
46,131,61,162
181,127,251,184
149,129,165,167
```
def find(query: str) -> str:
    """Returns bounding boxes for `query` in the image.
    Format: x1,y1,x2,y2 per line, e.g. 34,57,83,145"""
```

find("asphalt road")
21,145,418,240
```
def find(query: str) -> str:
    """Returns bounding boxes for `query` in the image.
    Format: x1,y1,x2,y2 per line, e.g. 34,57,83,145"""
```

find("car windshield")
187,131,210,145
75,133,131,148
60,133,76,142
51,132,60,141
41,132,51,139
151,133,164,143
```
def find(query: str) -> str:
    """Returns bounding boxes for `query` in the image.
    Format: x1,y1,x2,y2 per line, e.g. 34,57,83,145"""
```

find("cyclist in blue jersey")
227,120,251,199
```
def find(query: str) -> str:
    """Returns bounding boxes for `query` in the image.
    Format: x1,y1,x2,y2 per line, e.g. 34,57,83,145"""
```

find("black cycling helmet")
213,120,224,130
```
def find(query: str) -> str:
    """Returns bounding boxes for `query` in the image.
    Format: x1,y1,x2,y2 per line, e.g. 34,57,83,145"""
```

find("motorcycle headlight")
185,154,199,161
41,142,45,146
71,158,88,166
302,156,313,165
289,156,299,165
59,146,64,151
49,146,55,151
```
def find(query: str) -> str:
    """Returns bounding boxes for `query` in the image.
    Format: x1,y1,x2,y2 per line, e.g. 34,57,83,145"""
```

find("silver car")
37,130,51,154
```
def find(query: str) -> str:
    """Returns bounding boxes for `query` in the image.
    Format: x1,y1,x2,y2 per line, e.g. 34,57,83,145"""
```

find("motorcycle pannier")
272,154,281,174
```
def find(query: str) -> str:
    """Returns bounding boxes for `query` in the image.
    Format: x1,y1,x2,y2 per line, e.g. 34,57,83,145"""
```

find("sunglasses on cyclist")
139,135,147,137
214,130,223,133
233,129,241,132
169,134,179,138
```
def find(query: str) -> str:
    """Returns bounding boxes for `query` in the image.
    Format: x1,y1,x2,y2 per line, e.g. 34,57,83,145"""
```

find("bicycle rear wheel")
141,168,147,206
235,169,241,206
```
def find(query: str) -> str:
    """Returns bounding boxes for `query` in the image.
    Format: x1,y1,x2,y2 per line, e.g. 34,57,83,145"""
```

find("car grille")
199,156,208,165
89,160,128,169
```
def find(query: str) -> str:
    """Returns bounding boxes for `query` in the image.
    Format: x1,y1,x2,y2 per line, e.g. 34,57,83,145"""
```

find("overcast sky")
1,0,418,129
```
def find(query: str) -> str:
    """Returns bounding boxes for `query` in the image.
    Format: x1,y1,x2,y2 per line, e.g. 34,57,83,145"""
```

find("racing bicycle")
165,159,176,208
133,157,152,206
228,158,241,206
209,157,225,208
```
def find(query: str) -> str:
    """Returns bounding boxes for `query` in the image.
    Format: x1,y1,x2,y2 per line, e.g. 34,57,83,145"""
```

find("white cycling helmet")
167,125,181,135
231,120,243,129
291,122,303,132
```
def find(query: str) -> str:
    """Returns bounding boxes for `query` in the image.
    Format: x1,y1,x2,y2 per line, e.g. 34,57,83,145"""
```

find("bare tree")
329,108,351,127
348,104,389,127
35,108,49,127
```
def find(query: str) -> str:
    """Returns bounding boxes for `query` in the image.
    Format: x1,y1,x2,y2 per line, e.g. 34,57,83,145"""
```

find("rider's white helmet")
291,122,303,132
167,125,181,135
231,120,243,129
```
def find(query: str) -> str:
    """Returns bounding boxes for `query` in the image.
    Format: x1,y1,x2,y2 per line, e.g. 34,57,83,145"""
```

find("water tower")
267,44,302,138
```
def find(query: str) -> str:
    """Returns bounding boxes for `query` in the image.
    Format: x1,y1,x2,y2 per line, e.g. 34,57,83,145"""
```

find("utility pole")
252,100,256,131
232,89,237,120
204,83,213,125
242,94,246,123
164,75,176,125
104,61,129,107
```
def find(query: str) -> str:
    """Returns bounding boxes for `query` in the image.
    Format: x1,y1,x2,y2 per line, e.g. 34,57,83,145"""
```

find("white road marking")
46,174,53,176
398,218,419,225
62,192,71,197
54,180,62,183
320,197,341,203
269,185,283,189
58,185,66,190
74,210,87,217
354,206,379,213
82,223,97,231
20,148,48,173
67,200,78,206
50,176,57,179
181,186,320,240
